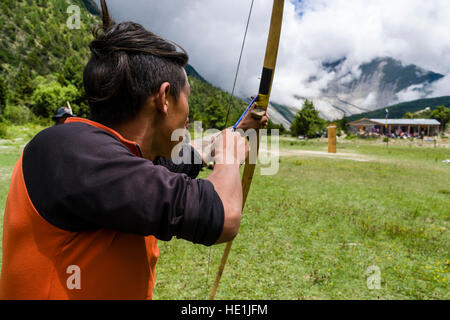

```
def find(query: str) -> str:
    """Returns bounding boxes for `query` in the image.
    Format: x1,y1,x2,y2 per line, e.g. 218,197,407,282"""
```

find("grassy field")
0,125,449,299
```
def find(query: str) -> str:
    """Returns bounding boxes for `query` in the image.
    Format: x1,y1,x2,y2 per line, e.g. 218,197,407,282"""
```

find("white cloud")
362,92,378,108
428,76,450,97
396,84,429,102
94,0,450,116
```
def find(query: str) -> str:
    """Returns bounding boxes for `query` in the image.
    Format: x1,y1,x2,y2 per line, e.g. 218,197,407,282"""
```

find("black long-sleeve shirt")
22,121,224,246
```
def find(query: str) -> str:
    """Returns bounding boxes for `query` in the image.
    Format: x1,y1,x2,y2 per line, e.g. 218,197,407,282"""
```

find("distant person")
52,107,76,125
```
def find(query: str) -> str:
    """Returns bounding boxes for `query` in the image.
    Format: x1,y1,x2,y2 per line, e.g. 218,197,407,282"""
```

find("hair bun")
89,39,111,58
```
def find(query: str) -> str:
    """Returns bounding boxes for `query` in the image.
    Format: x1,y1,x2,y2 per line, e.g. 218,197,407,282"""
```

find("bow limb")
209,0,285,300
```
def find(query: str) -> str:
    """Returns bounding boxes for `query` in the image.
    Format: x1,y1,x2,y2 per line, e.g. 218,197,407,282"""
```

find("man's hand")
212,128,249,165
206,128,249,244
235,97,270,130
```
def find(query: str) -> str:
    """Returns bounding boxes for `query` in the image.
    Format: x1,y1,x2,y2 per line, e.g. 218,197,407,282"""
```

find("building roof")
349,118,441,126
370,119,441,125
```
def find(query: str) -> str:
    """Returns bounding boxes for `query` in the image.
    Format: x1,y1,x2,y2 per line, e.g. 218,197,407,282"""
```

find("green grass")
0,127,449,299
0,150,22,261
153,139,450,300
0,124,48,259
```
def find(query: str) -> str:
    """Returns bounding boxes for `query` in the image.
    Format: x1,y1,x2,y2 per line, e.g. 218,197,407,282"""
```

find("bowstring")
223,0,255,129
205,0,255,298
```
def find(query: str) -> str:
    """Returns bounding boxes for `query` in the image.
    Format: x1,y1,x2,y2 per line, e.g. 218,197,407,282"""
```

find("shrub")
0,121,8,138
3,104,36,125
30,81,78,118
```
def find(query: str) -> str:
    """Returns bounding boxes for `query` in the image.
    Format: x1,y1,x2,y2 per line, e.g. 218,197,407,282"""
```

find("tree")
290,99,326,138
336,116,349,134
267,119,286,135
403,112,414,119
431,105,450,132
13,67,34,98
202,98,226,129
58,56,84,88
0,76,8,115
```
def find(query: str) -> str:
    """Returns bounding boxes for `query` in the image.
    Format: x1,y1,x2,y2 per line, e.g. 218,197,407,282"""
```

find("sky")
93,0,450,113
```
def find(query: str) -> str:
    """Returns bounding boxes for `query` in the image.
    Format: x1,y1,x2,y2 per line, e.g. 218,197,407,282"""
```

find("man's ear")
155,82,171,115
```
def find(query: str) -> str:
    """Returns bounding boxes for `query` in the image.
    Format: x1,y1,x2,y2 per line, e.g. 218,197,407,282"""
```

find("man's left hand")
235,98,269,130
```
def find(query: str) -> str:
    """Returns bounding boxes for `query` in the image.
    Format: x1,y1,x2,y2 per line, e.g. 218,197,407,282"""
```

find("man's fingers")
248,97,257,111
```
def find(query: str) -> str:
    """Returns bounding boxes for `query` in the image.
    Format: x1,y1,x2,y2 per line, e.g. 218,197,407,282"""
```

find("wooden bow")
209,0,285,300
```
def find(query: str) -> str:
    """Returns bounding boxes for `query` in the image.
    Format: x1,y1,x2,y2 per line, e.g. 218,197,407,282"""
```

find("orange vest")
0,118,159,300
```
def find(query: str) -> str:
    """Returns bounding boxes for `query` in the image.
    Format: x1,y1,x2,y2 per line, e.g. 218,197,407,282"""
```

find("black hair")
83,0,189,124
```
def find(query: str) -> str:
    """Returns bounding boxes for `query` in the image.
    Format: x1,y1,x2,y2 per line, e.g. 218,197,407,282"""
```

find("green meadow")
0,126,449,299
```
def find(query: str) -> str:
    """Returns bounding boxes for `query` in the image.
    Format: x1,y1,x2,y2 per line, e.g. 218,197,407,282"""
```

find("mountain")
185,64,209,84
310,57,444,120
0,0,99,117
347,96,450,122
0,0,96,78
6,1,444,130
81,0,100,15
266,101,297,129
267,57,446,127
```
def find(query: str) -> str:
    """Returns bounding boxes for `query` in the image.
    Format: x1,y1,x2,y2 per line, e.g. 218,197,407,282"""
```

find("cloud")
362,92,378,108
396,85,426,102
429,76,450,98
94,0,450,116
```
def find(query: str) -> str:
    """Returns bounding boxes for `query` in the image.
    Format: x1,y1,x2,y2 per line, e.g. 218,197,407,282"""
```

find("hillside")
0,0,96,79
347,96,450,121
0,0,246,129
0,0,98,118
268,101,296,128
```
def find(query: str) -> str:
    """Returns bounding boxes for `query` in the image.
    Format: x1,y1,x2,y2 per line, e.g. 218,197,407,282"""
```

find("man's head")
52,107,75,125
83,0,189,128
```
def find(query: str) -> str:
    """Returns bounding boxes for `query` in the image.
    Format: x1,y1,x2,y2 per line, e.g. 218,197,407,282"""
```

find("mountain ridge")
347,96,450,122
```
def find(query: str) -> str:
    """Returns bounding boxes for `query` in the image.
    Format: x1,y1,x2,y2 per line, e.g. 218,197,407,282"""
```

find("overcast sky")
93,0,450,110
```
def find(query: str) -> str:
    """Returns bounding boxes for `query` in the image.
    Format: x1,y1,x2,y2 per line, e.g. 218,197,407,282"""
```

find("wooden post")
328,125,337,153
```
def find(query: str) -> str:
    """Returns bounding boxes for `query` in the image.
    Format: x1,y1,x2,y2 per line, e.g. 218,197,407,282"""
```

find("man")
52,106,76,125
0,0,267,299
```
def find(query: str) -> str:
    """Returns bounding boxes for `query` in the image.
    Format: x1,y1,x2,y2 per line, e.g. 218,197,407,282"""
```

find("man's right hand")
206,128,250,244
212,128,249,165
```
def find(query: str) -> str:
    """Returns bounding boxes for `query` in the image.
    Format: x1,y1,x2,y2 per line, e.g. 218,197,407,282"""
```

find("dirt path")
259,145,374,162
277,149,374,162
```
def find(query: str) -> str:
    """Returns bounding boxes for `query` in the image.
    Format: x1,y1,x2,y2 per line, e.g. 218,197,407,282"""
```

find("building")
348,118,441,136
